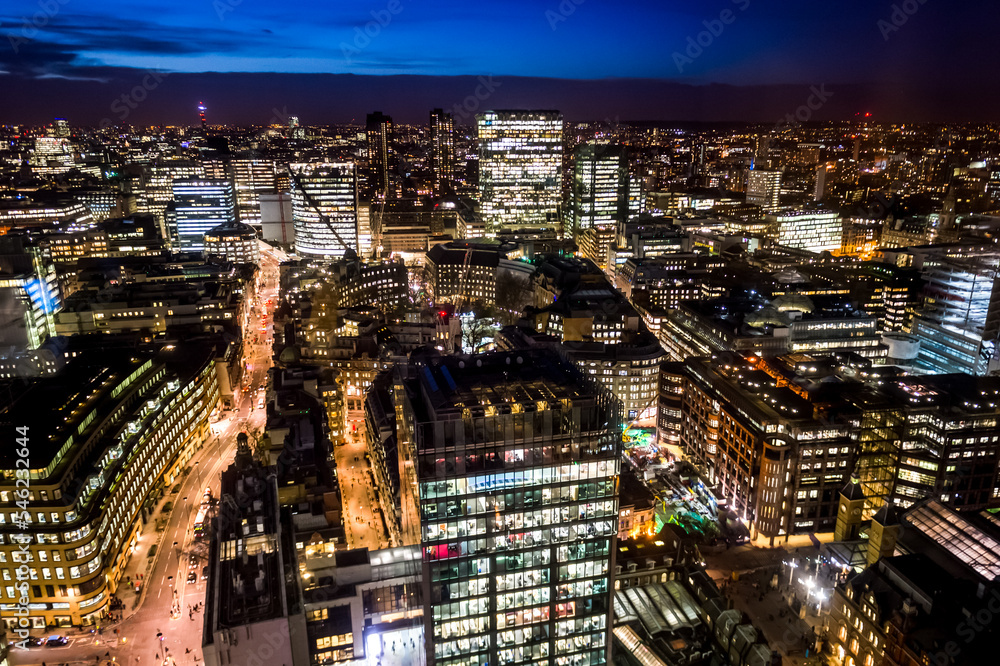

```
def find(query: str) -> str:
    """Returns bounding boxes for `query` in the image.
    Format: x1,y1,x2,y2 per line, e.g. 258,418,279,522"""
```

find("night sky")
2,0,998,125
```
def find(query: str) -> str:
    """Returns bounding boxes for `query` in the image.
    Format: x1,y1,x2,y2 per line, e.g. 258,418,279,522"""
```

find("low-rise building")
204,219,260,264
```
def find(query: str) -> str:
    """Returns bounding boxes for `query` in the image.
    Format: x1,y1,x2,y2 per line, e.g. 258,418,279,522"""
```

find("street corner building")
393,348,624,666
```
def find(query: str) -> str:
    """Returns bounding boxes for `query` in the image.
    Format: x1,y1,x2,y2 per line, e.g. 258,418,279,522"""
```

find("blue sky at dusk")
3,0,994,81
1,0,998,124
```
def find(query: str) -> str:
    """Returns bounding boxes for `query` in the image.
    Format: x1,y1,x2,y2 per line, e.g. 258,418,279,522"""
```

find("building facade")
430,109,456,198
204,220,260,264
477,111,563,234
291,163,359,258
171,179,236,252
396,350,622,666
0,345,219,628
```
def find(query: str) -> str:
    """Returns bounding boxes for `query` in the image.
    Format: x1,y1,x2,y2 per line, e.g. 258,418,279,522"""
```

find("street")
336,419,391,550
9,246,282,666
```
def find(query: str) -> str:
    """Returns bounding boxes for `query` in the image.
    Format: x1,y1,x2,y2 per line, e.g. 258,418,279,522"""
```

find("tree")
495,271,531,325
461,300,499,352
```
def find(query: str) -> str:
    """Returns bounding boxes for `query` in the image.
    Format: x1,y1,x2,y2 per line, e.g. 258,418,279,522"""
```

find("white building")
290,163,358,258
766,209,842,253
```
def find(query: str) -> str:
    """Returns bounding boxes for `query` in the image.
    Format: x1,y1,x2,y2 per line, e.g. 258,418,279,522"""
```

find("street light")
786,559,799,586
813,589,826,615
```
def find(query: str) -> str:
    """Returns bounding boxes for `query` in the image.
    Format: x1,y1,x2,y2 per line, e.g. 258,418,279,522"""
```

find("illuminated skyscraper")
477,110,563,235
170,178,235,252
137,160,204,236
290,163,358,257
366,111,393,199
231,158,278,227
198,102,207,128
397,349,621,666
911,250,1000,375
572,143,630,235
746,169,781,212
430,109,456,197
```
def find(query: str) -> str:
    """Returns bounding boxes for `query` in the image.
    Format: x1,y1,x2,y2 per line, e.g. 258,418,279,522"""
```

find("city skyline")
4,3,1000,666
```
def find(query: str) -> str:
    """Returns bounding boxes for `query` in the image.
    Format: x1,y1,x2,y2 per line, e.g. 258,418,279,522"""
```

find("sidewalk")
62,489,174,637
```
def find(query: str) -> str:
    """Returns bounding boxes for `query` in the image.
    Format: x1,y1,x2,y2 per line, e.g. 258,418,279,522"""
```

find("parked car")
187,571,197,584
44,635,68,647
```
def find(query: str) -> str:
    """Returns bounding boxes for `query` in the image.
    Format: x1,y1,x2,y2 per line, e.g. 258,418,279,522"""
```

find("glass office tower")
477,110,563,235
290,162,359,257
366,111,394,199
398,349,622,666
572,143,630,236
170,178,236,252
430,109,456,197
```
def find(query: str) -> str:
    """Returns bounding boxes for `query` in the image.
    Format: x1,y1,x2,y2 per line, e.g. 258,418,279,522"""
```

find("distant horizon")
3,70,998,128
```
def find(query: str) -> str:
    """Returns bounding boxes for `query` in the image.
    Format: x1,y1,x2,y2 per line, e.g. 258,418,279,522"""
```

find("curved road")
11,246,282,666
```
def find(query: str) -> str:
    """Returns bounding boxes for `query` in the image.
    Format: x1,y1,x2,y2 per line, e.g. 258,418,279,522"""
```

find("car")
44,635,68,647
23,637,46,648
189,555,199,569
187,571,197,584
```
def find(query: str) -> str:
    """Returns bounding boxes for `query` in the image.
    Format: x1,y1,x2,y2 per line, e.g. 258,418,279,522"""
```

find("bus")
194,507,207,538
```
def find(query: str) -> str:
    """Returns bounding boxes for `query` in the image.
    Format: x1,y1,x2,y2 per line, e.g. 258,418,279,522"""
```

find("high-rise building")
231,158,278,227
753,135,770,170
746,169,781,212
30,136,74,175
170,178,236,252
765,209,842,252
260,192,294,245
202,442,308,666
395,349,621,666
0,234,61,351
366,111,394,199
430,109,456,197
477,110,563,235
137,159,204,236
290,163,358,258
911,250,1000,375
572,143,630,236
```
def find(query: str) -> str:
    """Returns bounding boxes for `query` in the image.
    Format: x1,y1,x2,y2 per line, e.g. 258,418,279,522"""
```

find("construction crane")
369,194,387,260
453,247,474,310
287,167,353,254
